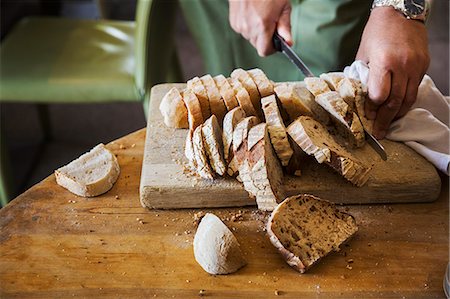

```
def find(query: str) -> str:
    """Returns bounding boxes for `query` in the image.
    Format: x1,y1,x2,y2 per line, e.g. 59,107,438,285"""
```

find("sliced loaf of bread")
239,123,285,211
228,77,260,118
159,87,188,129
187,76,211,120
201,74,227,123
55,144,120,197
182,89,203,131
315,91,365,147
304,77,331,97
192,124,215,180
267,194,358,273
287,116,371,186
247,68,274,97
223,107,246,163
228,116,260,176
261,95,293,166
214,74,239,111
320,72,345,91
231,68,262,117
202,115,227,176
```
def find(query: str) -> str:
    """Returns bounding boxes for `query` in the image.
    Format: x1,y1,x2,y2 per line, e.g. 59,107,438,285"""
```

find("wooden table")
1,128,448,298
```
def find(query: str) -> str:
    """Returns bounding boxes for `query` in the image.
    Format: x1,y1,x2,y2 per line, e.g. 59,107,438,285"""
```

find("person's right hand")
228,0,292,57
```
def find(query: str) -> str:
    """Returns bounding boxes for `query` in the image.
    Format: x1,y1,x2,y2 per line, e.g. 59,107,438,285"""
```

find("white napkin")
344,60,450,175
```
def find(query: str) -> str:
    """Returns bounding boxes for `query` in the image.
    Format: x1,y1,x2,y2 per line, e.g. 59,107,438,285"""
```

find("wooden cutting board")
140,84,441,209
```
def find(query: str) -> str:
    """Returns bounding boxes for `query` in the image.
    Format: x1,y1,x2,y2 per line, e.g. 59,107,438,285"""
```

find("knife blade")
272,32,388,160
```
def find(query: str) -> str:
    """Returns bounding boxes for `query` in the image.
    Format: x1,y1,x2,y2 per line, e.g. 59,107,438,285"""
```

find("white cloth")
344,60,450,175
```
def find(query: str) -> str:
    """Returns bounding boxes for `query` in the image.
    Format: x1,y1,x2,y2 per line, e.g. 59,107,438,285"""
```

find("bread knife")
272,32,387,161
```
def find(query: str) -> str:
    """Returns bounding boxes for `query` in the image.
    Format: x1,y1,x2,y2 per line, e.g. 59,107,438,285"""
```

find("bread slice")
182,89,203,131
319,72,345,90
201,74,227,123
315,91,365,147
261,95,293,166
304,77,331,96
228,116,259,176
192,124,215,180
202,115,227,176
194,213,246,274
214,74,239,111
337,77,373,134
55,144,120,197
228,77,260,118
275,82,330,125
159,87,188,128
187,76,211,120
247,68,274,97
184,131,197,170
239,123,285,211
287,116,371,186
231,68,262,117
223,107,246,163
267,194,358,273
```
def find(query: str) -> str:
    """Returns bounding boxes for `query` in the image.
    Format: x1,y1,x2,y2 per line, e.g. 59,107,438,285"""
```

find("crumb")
185,280,190,283
119,144,125,149
199,289,205,296
274,290,281,296
136,218,142,221
294,170,302,176
340,275,346,279
346,265,353,270
164,224,168,227
131,143,136,148
230,213,243,222
115,195,120,200
193,211,206,225
184,230,191,235
347,259,354,264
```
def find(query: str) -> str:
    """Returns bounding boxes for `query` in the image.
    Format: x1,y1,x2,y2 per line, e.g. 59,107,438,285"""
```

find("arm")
228,0,292,56
356,6,430,139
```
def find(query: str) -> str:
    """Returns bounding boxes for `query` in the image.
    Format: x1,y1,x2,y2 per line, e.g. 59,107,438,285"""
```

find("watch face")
404,0,425,16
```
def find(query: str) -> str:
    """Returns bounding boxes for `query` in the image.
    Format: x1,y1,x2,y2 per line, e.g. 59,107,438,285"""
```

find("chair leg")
37,104,53,142
0,124,13,207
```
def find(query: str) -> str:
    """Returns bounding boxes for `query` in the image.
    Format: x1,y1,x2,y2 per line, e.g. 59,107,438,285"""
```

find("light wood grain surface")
140,84,441,209
0,128,448,298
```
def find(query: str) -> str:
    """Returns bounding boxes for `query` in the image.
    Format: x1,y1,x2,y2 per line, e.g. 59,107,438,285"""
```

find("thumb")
276,5,292,46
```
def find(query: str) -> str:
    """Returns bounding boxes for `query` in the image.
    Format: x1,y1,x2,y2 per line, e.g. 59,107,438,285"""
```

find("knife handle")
272,32,283,52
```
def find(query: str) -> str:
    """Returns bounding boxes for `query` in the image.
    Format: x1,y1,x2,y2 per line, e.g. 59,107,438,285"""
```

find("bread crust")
214,74,239,111
192,124,215,180
228,78,260,119
223,107,246,163
231,68,262,117
159,87,188,128
187,76,211,120
247,68,274,97
182,89,204,131
304,77,331,96
319,72,346,91
201,74,227,123
202,115,227,176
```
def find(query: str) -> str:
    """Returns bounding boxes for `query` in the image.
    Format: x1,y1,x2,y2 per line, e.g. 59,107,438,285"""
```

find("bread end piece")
159,87,188,128
55,144,120,197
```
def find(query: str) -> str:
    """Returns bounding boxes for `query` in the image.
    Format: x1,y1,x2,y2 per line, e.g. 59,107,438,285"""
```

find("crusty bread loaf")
287,116,371,186
247,68,274,97
159,87,188,128
320,72,345,91
337,77,373,134
187,76,211,120
202,115,227,176
194,213,246,274
192,124,215,180
275,82,330,125
304,77,331,96
231,68,262,117
239,123,285,211
201,74,227,123
267,194,358,273
228,77,260,118
223,107,246,163
182,89,203,131
228,116,260,176
261,95,293,166
315,91,365,147
214,74,239,111
55,144,120,197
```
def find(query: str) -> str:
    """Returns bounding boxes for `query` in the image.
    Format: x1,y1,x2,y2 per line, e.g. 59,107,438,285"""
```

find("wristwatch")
372,0,430,23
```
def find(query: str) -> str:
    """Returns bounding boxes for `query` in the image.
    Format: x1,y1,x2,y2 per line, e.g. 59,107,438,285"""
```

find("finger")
372,72,408,139
255,21,277,56
397,78,419,118
276,4,292,46
366,65,391,120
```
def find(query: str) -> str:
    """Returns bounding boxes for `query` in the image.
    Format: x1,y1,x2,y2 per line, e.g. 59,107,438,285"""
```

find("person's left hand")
356,7,430,139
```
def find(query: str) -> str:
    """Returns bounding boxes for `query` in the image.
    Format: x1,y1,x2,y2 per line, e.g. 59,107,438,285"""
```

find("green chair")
0,0,182,206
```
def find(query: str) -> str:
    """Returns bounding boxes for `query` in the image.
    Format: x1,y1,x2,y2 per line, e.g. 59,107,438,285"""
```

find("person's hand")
356,7,430,139
228,0,292,56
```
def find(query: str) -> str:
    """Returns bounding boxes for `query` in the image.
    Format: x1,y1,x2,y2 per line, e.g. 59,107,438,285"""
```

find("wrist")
372,0,430,23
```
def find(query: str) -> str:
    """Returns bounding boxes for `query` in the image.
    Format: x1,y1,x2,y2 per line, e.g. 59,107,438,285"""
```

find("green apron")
179,0,372,81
